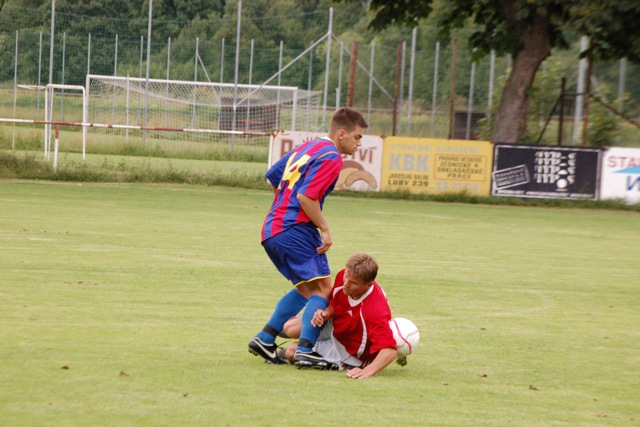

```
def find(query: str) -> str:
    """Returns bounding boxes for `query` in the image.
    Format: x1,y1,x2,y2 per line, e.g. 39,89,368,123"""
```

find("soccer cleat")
248,336,286,365
293,350,338,370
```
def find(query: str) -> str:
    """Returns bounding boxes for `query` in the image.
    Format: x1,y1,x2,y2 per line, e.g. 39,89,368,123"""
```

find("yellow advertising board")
381,137,494,195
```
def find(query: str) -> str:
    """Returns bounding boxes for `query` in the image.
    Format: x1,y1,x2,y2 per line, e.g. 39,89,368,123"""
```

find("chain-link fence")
1,3,638,148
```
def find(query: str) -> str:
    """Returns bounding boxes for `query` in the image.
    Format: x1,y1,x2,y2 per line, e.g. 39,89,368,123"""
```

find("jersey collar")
322,136,337,147
348,283,375,307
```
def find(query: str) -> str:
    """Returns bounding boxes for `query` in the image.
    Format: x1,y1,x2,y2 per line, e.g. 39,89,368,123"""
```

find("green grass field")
1,180,638,426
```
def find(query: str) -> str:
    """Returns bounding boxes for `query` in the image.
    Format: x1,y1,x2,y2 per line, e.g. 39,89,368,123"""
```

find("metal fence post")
13,31,19,150
247,39,254,130
488,50,495,119
573,35,588,145
431,41,440,137
399,40,406,134
232,1,242,149
337,40,344,108
37,31,43,112
407,27,416,136
466,59,476,140
220,38,225,83
367,41,375,124
618,58,627,112
277,40,283,129
87,34,91,76
321,7,333,130
60,32,66,120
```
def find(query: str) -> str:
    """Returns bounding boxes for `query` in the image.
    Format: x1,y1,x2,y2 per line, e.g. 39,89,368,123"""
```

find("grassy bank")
0,150,270,189
2,149,638,212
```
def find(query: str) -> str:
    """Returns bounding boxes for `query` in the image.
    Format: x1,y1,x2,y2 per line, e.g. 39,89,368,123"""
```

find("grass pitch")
1,180,638,426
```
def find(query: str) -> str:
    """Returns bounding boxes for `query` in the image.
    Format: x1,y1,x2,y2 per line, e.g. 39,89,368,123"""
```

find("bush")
588,99,618,147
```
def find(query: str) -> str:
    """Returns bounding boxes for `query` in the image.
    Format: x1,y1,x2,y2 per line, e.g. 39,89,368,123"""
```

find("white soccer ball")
389,317,420,356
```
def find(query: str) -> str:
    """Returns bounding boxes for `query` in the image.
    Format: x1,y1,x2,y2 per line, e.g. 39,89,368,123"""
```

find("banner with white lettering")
491,144,601,200
380,137,493,195
269,130,383,191
600,147,640,204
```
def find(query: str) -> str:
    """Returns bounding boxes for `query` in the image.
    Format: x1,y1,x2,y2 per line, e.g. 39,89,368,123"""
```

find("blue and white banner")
600,147,640,204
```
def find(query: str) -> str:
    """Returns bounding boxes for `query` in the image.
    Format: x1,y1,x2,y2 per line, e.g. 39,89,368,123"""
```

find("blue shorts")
262,223,331,286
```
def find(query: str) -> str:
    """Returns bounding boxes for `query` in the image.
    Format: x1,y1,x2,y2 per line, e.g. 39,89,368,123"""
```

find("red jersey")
329,269,396,365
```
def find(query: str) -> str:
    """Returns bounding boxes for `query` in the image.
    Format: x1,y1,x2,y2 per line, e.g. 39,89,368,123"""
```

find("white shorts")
313,321,364,370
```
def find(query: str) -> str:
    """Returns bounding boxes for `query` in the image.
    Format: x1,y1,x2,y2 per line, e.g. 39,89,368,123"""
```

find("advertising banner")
492,144,601,200
269,130,384,191
600,147,640,204
380,137,493,195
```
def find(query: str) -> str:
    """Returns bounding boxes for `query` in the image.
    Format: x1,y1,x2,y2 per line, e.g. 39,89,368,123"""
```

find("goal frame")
44,84,88,161
85,74,322,145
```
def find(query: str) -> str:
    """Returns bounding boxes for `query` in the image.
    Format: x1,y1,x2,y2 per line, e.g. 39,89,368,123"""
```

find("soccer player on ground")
279,253,398,379
248,108,368,367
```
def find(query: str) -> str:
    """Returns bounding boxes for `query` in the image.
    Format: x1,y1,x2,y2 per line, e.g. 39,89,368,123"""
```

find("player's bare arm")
297,194,332,254
311,305,335,327
346,347,398,379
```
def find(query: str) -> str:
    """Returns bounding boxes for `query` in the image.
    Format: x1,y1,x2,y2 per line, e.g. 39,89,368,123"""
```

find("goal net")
85,74,322,147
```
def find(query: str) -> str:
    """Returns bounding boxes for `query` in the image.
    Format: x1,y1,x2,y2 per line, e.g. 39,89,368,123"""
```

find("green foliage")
336,0,640,142
588,98,619,148
341,0,640,62
158,0,225,22
570,0,640,61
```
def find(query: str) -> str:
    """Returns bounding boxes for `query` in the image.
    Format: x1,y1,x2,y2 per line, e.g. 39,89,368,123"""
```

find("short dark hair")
345,252,378,283
330,107,368,133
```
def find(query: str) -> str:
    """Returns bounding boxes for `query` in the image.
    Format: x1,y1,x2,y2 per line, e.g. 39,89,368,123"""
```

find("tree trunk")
492,12,552,143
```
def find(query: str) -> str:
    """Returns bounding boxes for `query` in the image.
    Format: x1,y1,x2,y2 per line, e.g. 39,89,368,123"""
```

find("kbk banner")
492,144,601,200
269,130,384,191
600,147,640,204
380,137,493,195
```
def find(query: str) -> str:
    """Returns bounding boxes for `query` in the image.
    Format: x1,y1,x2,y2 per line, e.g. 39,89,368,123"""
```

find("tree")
336,0,640,143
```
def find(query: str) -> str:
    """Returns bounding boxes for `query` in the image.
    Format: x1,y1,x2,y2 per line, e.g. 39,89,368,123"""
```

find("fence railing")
1,6,637,143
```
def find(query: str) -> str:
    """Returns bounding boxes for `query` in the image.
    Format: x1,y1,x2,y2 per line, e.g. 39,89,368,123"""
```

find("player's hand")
311,309,326,327
346,367,371,379
316,228,332,254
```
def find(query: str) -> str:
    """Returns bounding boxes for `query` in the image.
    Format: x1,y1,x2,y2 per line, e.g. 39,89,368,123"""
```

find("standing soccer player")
248,107,368,367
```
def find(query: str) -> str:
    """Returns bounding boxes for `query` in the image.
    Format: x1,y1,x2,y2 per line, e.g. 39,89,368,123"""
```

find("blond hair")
345,253,378,283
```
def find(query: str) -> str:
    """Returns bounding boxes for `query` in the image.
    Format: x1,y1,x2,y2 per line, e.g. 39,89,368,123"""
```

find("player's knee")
282,316,301,339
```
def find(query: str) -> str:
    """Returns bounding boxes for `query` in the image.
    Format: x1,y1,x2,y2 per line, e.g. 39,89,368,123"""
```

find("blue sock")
297,295,329,352
257,288,308,344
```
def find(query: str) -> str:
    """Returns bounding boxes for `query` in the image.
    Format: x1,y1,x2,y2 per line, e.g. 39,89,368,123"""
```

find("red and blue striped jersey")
261,138,342,241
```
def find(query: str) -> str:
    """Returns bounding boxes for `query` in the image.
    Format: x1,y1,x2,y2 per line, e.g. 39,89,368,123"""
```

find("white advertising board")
600,147,640,204
269,130,384,192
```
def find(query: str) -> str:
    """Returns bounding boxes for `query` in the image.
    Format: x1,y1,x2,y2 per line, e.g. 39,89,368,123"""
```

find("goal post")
85,74,322,147
15,83,88,162
44,84,88,161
